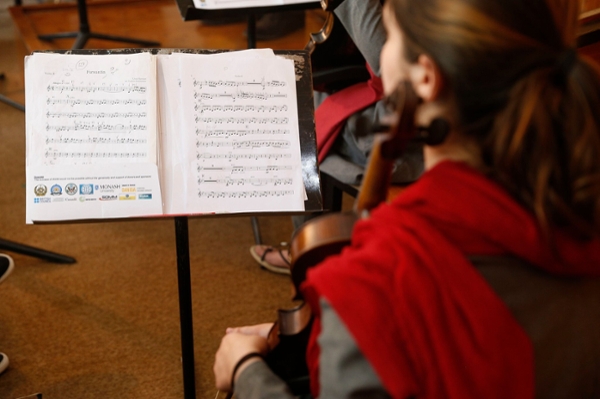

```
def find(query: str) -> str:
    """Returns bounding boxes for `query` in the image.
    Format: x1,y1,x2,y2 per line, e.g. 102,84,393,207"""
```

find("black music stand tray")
37,0,160,50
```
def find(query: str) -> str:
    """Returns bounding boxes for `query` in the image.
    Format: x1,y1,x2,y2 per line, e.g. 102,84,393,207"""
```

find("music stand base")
0,238,76,264
38,32,160,51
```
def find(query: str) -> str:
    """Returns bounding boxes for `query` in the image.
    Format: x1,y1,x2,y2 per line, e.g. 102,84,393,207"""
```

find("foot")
250,245,291,275
0,254,14,285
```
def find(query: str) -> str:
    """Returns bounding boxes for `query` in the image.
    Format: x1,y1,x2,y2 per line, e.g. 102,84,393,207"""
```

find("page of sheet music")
192,0,316,10
26,52,157,166
163,50,305,214
25,52,163,223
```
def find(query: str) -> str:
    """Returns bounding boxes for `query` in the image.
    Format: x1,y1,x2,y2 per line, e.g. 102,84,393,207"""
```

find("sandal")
250,244,291,275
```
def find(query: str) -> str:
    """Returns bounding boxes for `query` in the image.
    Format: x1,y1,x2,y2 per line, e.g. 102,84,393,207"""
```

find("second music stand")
37,0,160,50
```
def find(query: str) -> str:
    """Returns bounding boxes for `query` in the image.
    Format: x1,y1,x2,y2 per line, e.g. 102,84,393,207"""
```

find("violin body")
264,212,357,395
290,211,358,296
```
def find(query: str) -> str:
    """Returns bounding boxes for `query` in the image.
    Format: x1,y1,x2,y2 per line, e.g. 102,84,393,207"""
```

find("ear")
408,54,443,101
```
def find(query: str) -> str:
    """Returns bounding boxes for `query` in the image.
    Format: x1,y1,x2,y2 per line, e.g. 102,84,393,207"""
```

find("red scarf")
314,64,383,163
301,161,600,398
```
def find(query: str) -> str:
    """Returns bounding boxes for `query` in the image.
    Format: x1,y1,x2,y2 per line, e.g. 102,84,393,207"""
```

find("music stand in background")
37,0,160,50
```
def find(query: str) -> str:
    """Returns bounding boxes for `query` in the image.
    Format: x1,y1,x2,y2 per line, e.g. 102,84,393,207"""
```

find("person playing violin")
215,0,600,397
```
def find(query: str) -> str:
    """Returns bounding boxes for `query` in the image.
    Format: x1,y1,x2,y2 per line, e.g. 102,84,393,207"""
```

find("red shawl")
314,64,383,163
301,161,600,398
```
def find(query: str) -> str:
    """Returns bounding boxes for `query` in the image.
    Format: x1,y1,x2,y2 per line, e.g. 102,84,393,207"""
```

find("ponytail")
486,52,600,237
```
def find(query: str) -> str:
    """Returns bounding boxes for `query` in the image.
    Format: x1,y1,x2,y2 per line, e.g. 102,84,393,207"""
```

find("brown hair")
390,0,600,238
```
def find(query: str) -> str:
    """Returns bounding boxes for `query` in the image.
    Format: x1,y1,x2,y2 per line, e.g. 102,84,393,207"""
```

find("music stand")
37,0,160,50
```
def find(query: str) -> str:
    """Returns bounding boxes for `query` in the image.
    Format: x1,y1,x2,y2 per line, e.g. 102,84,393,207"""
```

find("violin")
263,82,420,395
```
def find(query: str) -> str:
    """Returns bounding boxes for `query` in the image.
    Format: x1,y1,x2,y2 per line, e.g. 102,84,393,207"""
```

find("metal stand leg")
0,93,25,112
0,73,25,112
38,0,160,50
250,217,262,245
0,238,76,264
174,217,197,399
247,13,256,49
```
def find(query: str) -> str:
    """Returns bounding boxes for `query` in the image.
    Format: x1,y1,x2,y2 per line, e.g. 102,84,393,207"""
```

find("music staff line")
46,111,147,119
192,78,286,89
46,98,147,107
44,151,147,159
197,177,293,187
194,116,289,125
45,136,148,145
197,165,293,173
196,129,290,138
196,140,289,149
194,91,287,101
46,122,147,133
194,104,288,113
196,153,292,161
46,84,146,94
197,190,294,199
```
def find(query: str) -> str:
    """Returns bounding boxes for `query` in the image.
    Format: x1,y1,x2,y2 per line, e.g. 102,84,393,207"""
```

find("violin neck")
354,134,394,214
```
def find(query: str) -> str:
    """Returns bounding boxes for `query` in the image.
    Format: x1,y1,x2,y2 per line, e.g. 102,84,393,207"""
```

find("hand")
213,329,270,391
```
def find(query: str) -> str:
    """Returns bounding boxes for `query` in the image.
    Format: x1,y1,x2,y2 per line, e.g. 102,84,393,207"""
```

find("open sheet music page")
159,50,305,214
192,0,316,10
25,52,163,223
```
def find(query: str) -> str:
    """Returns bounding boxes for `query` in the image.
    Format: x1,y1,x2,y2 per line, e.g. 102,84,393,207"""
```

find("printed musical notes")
160,50,305,213
26,52,157,167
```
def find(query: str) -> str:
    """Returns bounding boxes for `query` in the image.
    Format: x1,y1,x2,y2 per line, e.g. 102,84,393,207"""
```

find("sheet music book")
25,49,307,223
191,0,315,10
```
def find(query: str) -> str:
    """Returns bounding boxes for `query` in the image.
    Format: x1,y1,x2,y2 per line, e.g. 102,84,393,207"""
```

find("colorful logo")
99,195,118,201
65,183,78,195
34,184,47,196
138,193,152,200
50,184,62,196
79,184,94,195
